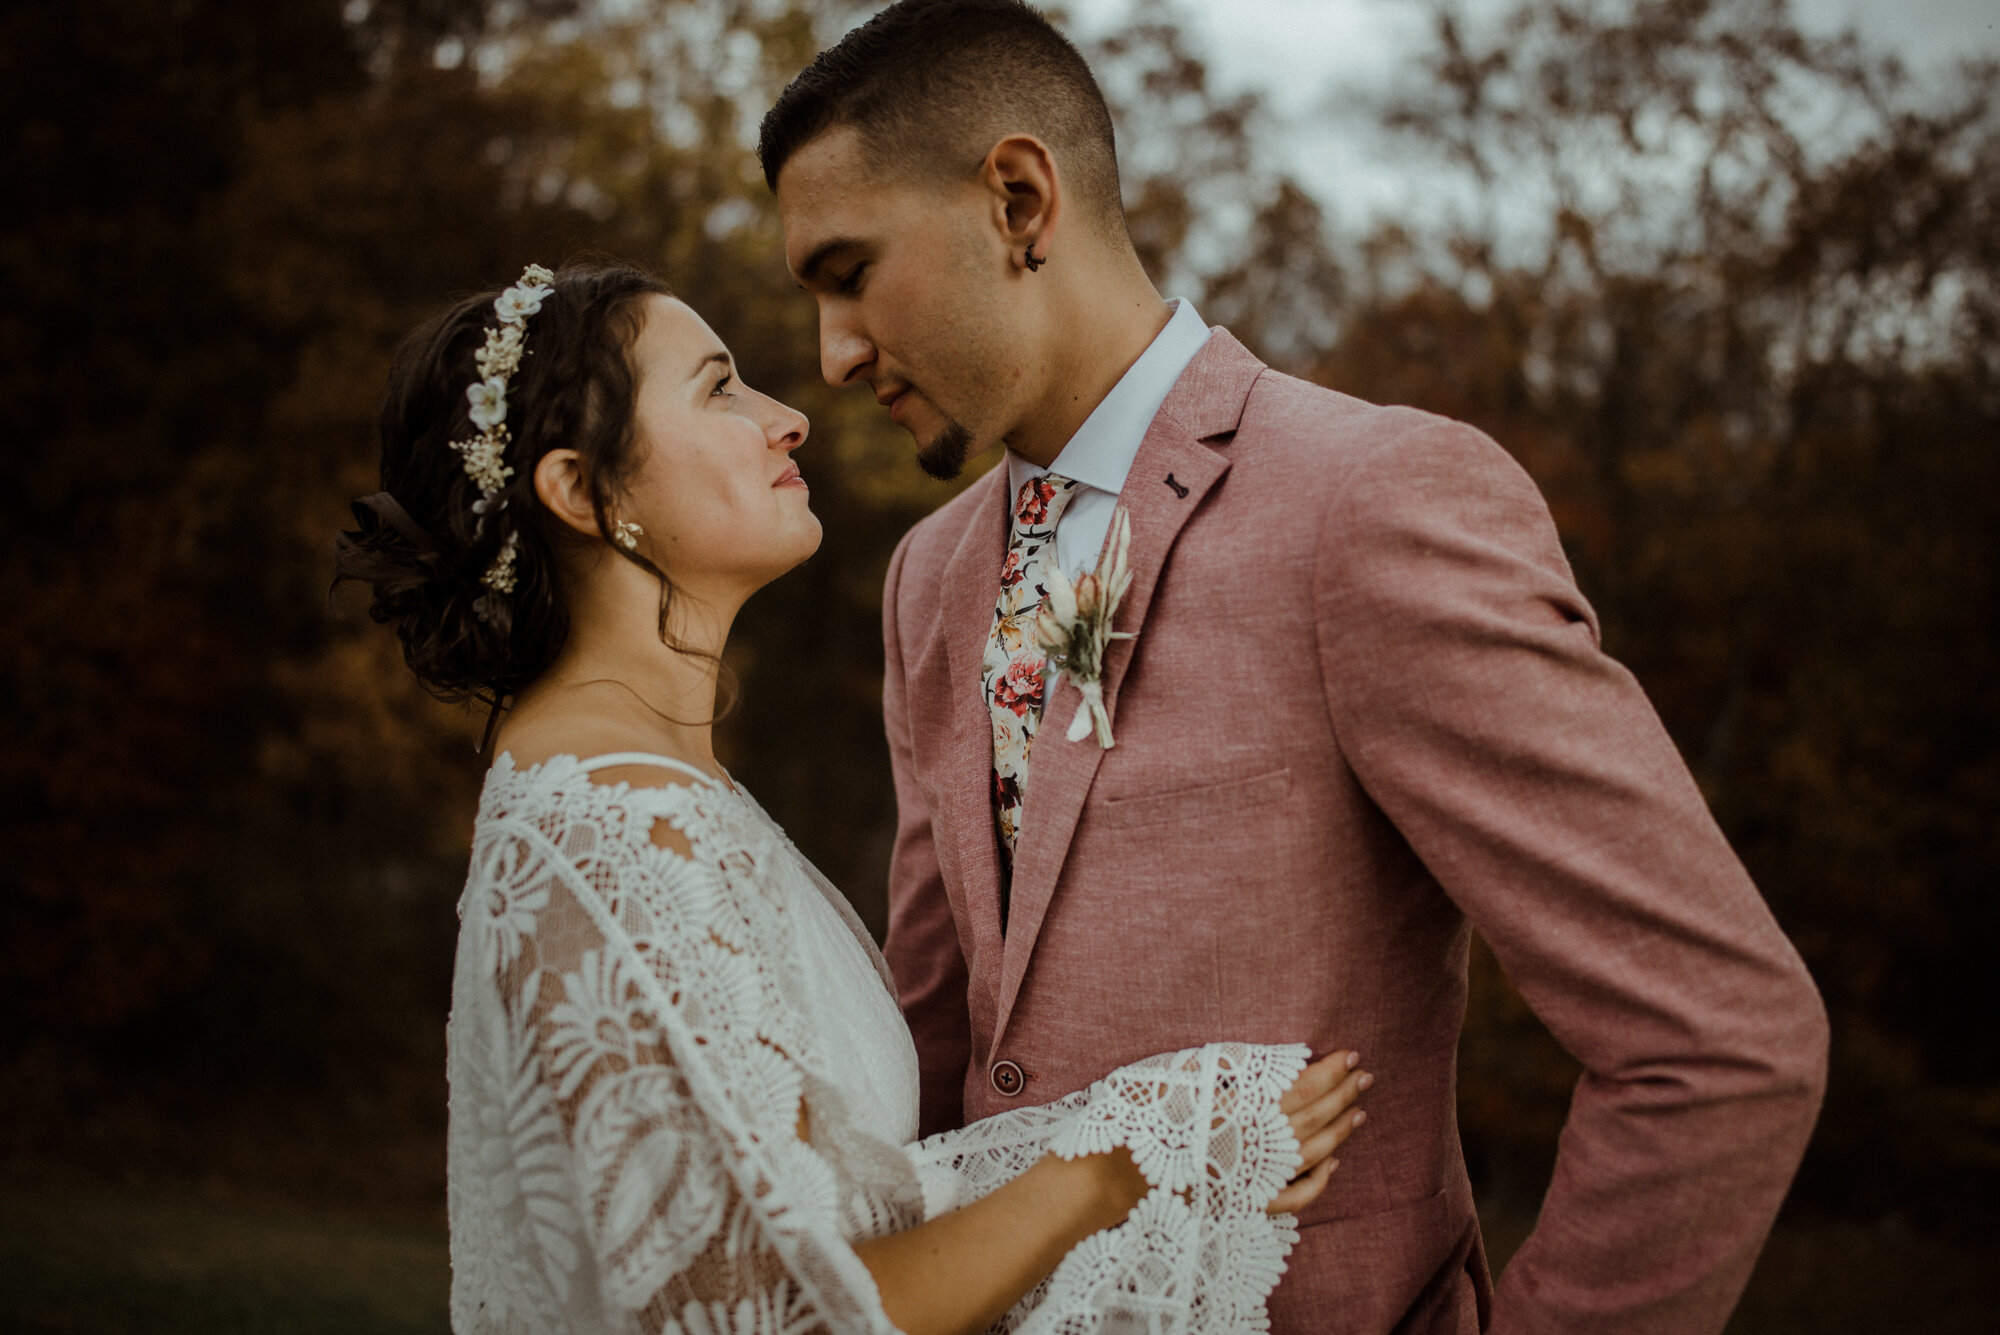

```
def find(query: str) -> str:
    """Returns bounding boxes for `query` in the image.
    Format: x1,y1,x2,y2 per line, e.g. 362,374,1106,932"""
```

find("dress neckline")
494,749,738,794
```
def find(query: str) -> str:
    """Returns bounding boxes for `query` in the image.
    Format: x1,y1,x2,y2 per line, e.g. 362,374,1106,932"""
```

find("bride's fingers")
1279,1051,1357,1115
1267,1155,1337,1215
1287,1067,1371,1143
1294,1106,1366,1170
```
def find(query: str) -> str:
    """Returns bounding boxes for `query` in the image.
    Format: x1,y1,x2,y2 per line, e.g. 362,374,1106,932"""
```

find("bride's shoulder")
483,716,720,853
495,699,710,786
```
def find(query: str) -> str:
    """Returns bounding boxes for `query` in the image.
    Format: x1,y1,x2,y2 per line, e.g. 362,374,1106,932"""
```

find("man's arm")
881,527,975,1138
1313,417,1828,1334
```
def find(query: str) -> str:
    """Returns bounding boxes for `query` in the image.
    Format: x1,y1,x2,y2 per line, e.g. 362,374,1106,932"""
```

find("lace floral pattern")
448,753,1307,1334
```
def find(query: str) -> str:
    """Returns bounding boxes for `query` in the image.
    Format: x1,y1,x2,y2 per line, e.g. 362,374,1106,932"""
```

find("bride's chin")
791,519,824,566
761,520,823,581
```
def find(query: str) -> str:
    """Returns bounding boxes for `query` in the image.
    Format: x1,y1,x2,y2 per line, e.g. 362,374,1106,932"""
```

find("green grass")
0,1181,448,1334
3,1178,1992,1332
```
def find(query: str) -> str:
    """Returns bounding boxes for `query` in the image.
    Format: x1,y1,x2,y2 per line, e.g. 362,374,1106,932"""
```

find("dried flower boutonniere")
1033,507,1136,748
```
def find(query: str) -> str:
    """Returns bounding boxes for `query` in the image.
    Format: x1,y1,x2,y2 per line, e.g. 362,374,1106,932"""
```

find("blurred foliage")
1320,0,2000,1225
1,0,1994,1259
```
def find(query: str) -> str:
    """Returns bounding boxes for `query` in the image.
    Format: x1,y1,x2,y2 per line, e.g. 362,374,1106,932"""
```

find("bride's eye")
712,371,736,398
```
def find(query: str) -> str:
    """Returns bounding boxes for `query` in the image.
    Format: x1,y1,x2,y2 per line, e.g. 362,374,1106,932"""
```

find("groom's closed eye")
835,263,867,296
794,236,867,291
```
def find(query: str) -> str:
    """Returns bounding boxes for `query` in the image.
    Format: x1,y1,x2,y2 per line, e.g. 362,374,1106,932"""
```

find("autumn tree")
1285,0,2000,1223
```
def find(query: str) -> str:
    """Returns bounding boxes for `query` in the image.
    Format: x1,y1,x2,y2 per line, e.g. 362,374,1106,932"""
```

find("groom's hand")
1268,1050,1372,1215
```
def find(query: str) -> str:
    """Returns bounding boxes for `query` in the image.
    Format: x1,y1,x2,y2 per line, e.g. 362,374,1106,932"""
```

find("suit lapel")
991,330,1267,1047
938,465,1014,954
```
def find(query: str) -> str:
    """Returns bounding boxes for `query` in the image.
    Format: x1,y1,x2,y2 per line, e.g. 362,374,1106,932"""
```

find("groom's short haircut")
758,0,1125,231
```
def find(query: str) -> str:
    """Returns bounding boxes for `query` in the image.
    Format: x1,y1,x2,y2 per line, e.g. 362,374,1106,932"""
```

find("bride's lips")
773,461,808,491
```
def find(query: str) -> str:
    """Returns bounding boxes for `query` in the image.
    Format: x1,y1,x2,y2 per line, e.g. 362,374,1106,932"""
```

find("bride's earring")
613,519,644,550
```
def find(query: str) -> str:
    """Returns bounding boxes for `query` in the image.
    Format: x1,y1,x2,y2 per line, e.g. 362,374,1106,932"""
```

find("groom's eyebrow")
795,237,862,288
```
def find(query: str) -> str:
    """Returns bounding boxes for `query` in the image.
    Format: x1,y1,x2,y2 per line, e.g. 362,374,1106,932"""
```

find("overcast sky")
1065,0,2000,227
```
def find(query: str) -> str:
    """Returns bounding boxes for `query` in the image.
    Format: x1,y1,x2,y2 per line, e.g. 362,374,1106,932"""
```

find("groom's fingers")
1279,1051,1357,1114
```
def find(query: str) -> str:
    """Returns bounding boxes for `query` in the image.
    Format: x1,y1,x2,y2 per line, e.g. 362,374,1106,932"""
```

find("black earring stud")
1024,246,1046,272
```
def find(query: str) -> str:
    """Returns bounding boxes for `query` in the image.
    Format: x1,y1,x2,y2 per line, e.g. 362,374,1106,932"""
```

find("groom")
763,2,1827,1330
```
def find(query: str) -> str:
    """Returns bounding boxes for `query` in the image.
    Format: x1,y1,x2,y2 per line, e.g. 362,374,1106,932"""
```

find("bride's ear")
533,449,603,541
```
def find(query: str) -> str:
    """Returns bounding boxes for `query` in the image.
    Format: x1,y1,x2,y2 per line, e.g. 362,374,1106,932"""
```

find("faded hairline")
782,113,1132,243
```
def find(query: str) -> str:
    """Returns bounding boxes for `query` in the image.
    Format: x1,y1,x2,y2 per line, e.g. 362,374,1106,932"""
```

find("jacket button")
990,1059,1025,1096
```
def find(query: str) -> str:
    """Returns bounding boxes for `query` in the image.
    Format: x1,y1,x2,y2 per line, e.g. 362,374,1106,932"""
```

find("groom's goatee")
919,420,976,481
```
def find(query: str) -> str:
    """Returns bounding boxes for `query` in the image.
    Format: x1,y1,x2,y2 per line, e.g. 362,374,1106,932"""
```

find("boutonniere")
1034,507,1136,748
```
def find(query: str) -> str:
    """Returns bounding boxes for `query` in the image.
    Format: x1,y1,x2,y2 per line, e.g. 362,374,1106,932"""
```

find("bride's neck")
518,568,741,768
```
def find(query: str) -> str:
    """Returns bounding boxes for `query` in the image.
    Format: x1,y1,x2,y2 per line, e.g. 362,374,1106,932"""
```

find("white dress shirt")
1005,298,1212,578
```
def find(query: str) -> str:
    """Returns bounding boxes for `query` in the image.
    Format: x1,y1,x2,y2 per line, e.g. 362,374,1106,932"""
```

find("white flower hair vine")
1033,506,1136,748
456,262,555,620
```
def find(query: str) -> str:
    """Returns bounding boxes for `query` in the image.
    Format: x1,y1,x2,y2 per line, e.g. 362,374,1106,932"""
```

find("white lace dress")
448,752,1308,1335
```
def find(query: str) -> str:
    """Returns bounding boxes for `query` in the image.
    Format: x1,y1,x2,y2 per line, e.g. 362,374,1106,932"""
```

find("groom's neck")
1002,249,1170,470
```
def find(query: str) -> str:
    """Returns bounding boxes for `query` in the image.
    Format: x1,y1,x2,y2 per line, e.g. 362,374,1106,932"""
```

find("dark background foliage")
3,0,1994,1328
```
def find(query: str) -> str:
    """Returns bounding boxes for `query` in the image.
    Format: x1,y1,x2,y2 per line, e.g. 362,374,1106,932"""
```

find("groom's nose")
818,308,873,389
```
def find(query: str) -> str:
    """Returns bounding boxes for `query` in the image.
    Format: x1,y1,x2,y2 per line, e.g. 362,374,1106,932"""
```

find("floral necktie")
985,473,1082,865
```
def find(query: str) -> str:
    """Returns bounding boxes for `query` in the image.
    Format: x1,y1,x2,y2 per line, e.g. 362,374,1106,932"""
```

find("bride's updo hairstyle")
335,262,676,709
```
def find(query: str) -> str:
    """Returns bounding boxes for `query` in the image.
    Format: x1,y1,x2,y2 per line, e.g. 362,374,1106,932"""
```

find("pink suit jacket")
880,329,1828,1334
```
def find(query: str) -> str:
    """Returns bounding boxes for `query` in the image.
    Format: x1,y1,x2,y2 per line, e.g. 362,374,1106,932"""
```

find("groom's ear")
981,135,1061,271
533,448,603,541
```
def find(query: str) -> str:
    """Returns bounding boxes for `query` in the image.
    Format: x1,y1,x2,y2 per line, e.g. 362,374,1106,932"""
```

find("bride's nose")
766,397,809,453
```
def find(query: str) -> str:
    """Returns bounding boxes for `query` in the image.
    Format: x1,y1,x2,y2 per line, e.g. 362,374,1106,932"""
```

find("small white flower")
475,324,525,380
482,528,521,593
453,431,513,494
520,263,555,287
494,284,548,323
467,376,509,429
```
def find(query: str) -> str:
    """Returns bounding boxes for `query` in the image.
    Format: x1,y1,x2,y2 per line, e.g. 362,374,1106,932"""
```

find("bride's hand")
1268,1050,1372,1215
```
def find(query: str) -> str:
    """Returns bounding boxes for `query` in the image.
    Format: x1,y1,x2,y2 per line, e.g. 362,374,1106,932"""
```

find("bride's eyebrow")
691,350,732,381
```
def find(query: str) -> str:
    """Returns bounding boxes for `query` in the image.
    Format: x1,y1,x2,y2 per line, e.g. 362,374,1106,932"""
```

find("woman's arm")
859,1050,1368,1335
856,1148,1146,1335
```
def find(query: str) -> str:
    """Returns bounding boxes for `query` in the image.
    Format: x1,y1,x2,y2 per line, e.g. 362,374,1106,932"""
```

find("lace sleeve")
907,1042,1311,1335
447,765,904,1335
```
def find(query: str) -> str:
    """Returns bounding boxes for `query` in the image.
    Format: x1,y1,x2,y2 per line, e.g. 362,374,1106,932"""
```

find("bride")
337,263,1370,1335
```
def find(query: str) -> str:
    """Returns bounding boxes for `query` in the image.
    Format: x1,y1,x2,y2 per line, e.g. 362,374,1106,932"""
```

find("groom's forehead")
776,127,949,272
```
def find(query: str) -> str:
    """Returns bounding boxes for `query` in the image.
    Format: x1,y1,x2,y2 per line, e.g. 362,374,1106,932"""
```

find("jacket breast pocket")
1088,766,1293,831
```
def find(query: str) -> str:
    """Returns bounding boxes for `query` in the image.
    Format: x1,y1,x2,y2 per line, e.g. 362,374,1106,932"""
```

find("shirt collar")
1006,298,1211,500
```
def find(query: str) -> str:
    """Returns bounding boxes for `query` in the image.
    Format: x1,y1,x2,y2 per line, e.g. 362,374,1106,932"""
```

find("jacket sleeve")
1312,417,1828,1335
880,527,976,1137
